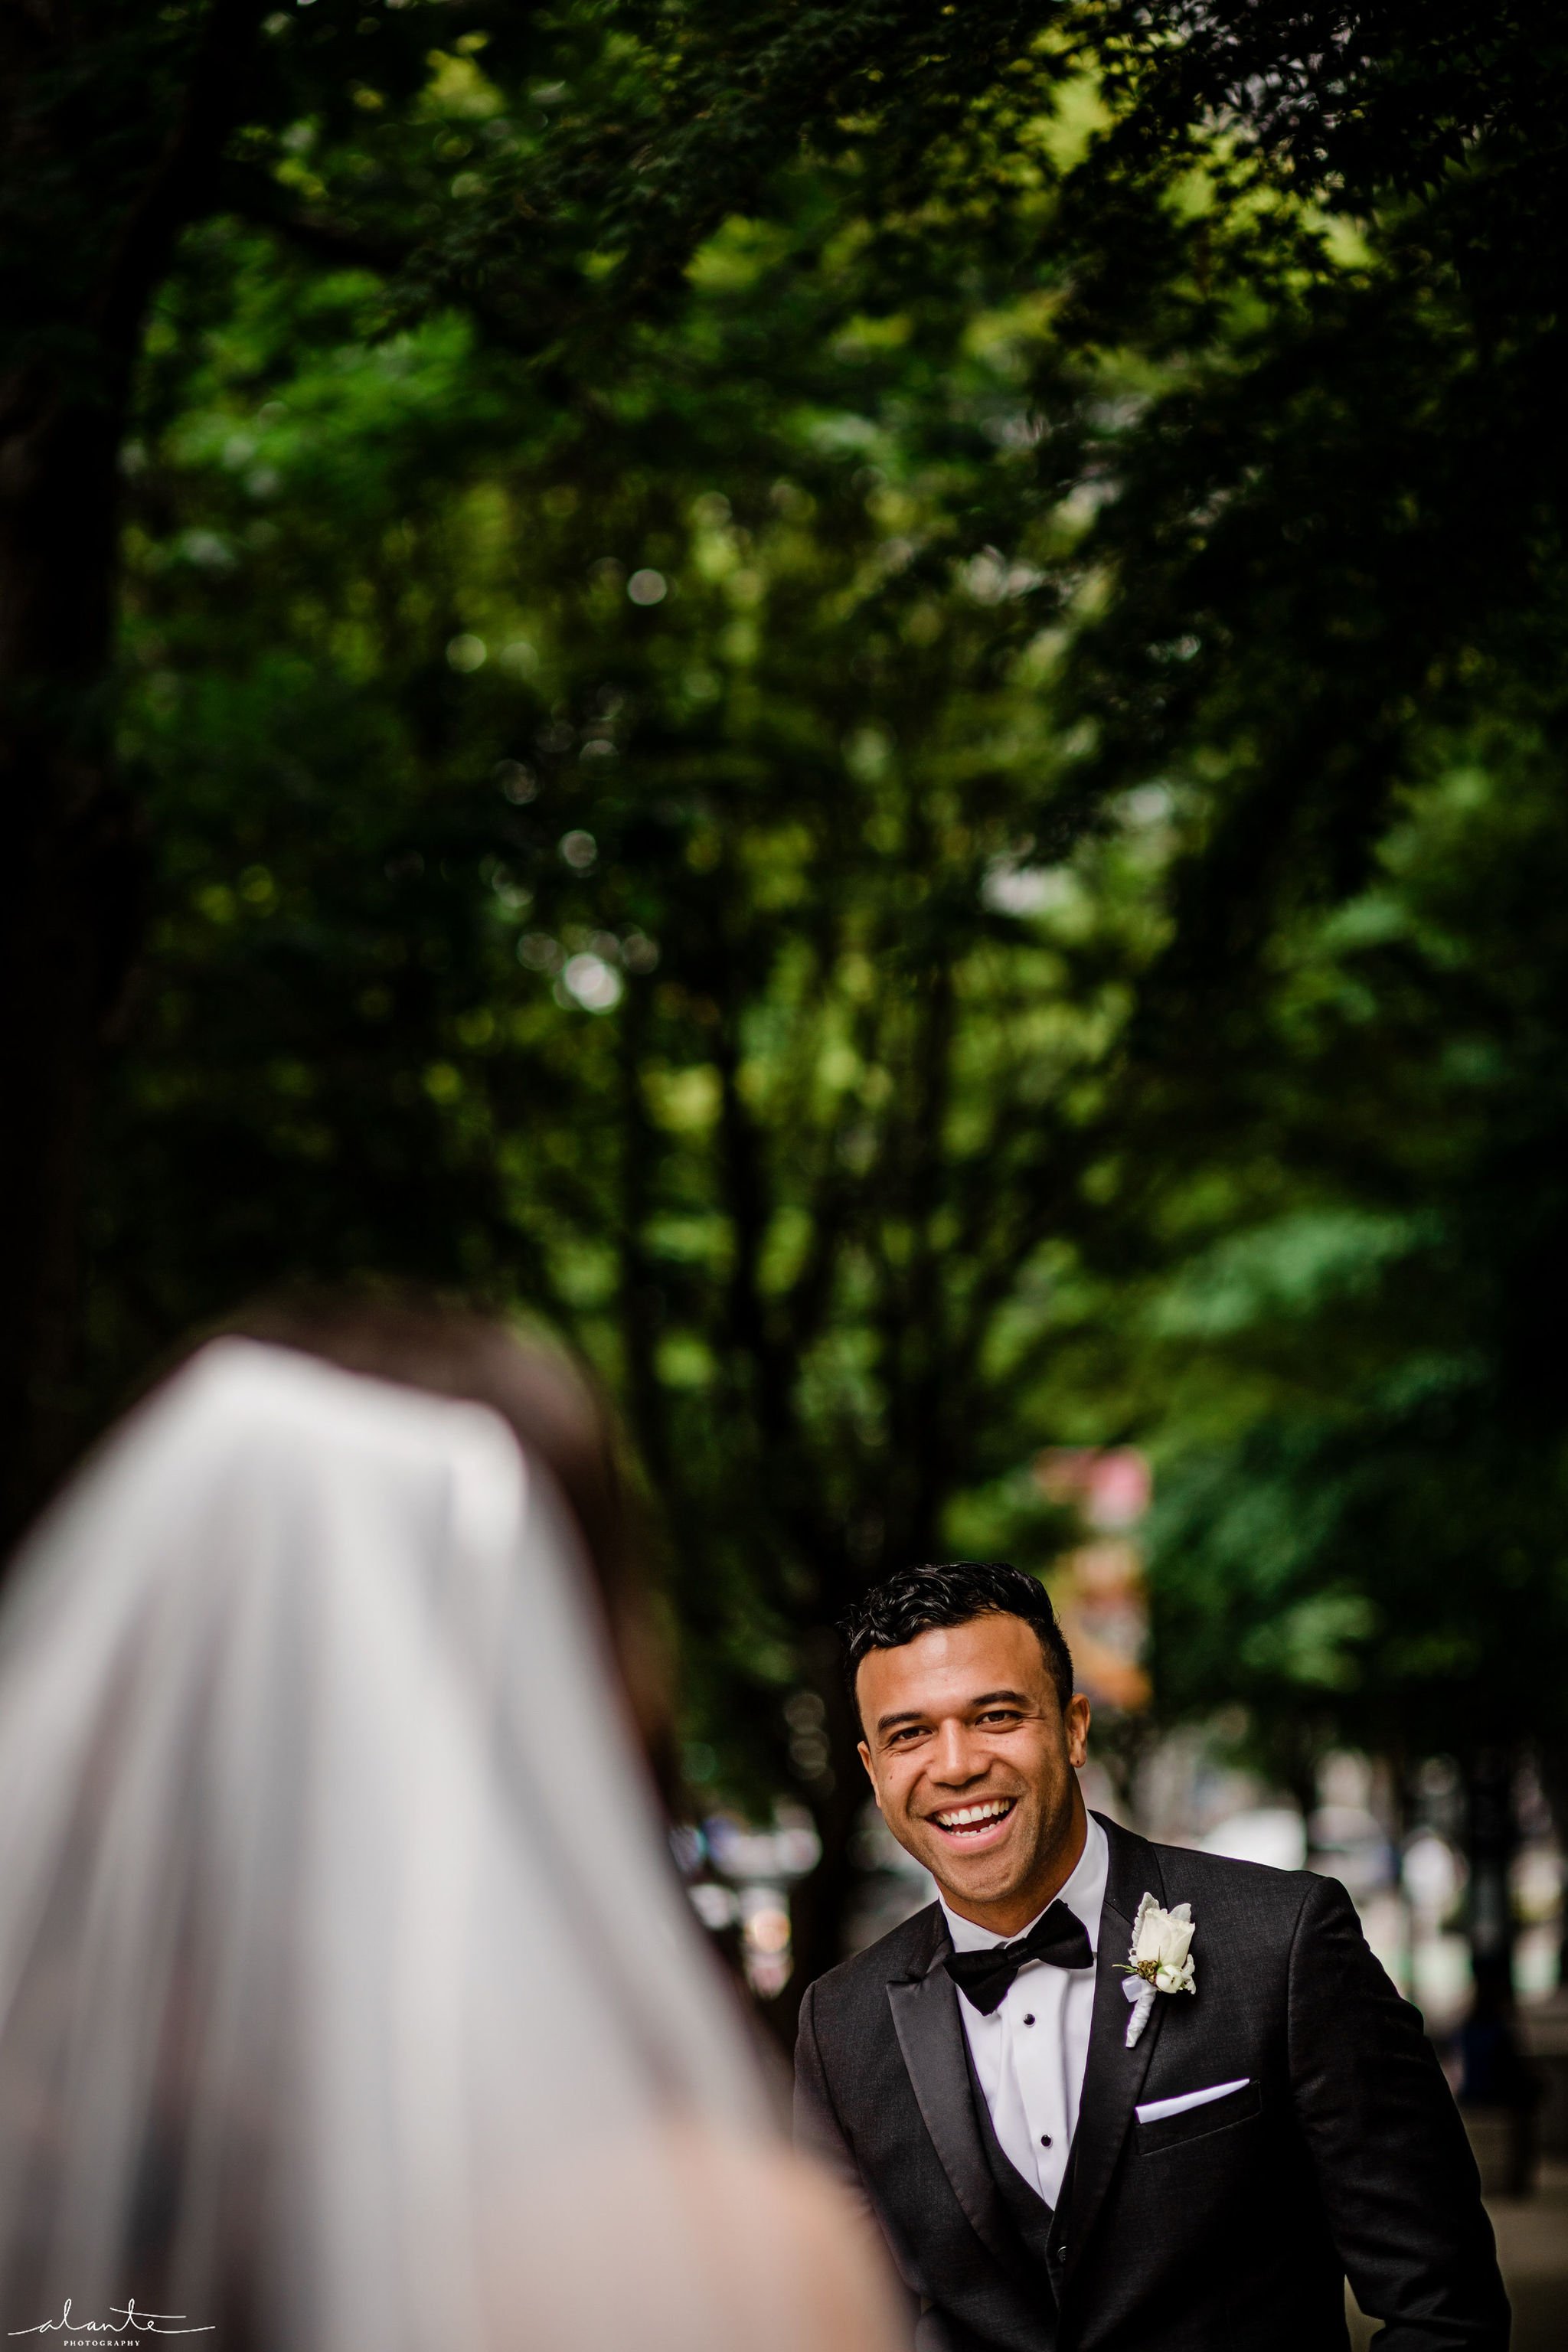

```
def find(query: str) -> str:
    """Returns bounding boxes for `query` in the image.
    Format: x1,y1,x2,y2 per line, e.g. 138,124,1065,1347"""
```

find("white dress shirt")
939,1810,1108,2210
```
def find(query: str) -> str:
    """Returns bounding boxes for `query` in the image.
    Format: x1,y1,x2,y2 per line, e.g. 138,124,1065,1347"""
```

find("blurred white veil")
0,1340,844,2352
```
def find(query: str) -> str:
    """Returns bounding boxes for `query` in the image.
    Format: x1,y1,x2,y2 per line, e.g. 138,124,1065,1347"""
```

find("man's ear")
1064,1690,1091,1771
857,1740,882,1810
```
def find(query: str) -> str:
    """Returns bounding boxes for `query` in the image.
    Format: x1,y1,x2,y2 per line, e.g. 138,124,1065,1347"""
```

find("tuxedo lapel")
1060,1817,1168,2285
886,1909,1021,2279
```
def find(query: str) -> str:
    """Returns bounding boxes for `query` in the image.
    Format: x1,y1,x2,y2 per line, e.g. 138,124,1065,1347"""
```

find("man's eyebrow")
874,1687,1031,1734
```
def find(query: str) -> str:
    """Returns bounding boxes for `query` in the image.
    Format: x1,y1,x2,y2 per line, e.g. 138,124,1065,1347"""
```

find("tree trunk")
1464,1746,1518,2028
764,1622,867,2049
1535,1746,1568,1991
0,0,271,1551
0,379,138,1547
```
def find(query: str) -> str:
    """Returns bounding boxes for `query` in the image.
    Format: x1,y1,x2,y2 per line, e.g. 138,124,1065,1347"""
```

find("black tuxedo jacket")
795,1815,1508,2352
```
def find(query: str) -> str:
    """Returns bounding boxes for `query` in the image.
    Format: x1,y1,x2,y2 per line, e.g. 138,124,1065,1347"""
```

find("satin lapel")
887,1929,1019,2278
1061,1817,1168,2284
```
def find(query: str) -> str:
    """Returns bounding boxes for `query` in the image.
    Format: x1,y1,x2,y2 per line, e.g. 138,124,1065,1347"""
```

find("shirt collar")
939,1808,1109,1954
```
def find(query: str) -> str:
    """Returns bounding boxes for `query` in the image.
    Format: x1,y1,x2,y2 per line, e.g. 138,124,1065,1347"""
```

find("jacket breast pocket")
1135,2076,1263,2155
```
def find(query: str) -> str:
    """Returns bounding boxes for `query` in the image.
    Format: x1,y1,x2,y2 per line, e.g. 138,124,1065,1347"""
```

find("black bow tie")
945,1901,1096,2014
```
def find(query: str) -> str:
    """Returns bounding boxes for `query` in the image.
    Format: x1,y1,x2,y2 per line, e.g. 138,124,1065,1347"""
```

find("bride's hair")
212,1289,675,1792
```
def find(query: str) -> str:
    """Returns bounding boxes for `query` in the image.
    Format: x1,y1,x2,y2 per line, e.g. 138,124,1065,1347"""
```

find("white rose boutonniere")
1119,1893,1196,2047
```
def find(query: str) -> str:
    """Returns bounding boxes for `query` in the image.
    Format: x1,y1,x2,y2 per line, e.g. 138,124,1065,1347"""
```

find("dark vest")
958,2016,1073,2335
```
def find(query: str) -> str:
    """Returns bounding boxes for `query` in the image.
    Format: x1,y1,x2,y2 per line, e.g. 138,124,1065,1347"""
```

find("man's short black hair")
842,1560,1075,1723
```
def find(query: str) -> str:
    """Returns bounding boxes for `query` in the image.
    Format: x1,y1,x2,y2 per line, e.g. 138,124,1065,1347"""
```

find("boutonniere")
1119,1893,1196,2047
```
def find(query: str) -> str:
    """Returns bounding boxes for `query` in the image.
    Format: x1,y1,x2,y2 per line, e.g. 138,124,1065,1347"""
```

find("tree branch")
220,161,418,279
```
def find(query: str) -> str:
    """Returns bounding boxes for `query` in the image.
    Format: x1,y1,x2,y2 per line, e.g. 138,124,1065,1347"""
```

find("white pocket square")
1135,2077,1250,2125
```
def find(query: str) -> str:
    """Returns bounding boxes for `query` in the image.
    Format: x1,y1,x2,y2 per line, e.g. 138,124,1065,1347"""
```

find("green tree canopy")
9,1,1568,1998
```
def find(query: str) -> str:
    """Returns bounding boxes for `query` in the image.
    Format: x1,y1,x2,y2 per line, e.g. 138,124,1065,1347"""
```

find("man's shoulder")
1104,1814,1341,1939
800,1898,943,2029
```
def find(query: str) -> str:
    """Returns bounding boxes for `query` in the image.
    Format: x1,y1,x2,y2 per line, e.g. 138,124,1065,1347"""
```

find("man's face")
856,1612,1090,1933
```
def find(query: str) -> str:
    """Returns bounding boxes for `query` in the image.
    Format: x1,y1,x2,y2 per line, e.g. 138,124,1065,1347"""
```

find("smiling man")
794,1562,1508,2352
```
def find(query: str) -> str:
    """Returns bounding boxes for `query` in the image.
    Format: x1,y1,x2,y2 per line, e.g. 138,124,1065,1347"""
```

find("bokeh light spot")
562,953,622,1012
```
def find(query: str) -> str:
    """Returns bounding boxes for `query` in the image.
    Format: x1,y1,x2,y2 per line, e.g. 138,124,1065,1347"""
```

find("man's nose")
929,1719,989,1785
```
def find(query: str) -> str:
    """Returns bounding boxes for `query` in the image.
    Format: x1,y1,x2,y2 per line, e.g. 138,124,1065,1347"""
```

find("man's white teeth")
935,1799,1013,1830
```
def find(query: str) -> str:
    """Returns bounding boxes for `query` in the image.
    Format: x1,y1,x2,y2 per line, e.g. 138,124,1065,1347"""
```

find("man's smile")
925,1795,1018,1846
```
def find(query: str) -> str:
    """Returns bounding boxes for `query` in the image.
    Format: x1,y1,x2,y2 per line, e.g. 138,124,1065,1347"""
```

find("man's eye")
978,1711,1020,1726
